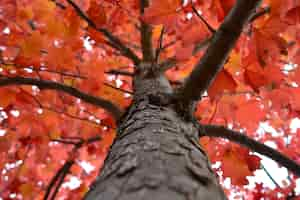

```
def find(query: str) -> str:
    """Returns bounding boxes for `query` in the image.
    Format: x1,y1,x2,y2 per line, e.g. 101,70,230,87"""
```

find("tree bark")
84,70,226,200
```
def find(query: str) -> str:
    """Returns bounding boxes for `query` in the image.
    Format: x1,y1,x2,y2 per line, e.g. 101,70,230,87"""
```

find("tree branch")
249,6,270,22
44,136,101,200
140,0,154,62
155,26,165,63
0,76,122,120
43,160,74,200
105,69,134,77
64,0,141,65
201,125,300,177
103,82,133,95
191,5,216,33
177,0,261,105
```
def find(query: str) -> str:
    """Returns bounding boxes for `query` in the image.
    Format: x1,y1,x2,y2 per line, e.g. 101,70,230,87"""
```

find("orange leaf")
0,88,16,107
244,63,267,91
0,137,10,152
208,69,237,99
175,44,194,61
87,0,107,28
235,99,265,130
221,146,259,186
19,183,34,198
97,85,125,107
143,0,181,26
19,31,45,58
285,6,300,25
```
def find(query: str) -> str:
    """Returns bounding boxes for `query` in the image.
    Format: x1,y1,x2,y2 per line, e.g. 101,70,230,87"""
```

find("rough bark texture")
84,66,226,200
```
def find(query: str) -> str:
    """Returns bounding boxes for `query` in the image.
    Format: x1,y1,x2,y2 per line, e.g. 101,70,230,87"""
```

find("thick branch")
140,0,154,62
0,76,122,120
65,0,141,65
201,125,300,177
178,0,261,104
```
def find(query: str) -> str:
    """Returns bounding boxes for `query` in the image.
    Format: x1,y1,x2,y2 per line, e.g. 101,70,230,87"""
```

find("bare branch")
44,135,101,200
64,0,141,65
50,0,66,9
105,69,134,77
52,136,101,145
103,82,133,95
178,0,261,105
140,0,154,62
201,125,300,177
0,76,122,120
43,160,74,200
249,6,270,22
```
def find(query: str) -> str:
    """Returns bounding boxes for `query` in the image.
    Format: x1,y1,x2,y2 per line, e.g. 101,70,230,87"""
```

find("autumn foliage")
0,0,300,199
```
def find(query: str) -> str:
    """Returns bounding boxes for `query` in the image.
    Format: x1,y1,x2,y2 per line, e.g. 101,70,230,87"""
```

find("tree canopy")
0,0,300,199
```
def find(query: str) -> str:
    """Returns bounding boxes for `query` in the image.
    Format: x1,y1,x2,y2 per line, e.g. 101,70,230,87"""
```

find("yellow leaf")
225,52,241,73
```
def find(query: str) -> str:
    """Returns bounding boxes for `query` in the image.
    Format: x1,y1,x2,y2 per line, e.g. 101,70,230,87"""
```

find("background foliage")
0,0,300,199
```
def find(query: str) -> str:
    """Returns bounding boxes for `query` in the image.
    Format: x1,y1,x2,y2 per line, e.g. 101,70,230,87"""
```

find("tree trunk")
84,70,226,200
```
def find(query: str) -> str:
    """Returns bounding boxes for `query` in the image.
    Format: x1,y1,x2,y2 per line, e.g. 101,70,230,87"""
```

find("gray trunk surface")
84,70,226,200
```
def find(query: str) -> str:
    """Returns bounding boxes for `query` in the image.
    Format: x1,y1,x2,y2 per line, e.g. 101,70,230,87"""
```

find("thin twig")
155,26,165,63
191,5,216,33
105,69,134,77
261,164,281,188
44,136,101,200
249,6,270,22
43,160,74,200
104,82,133,95
64,0,141,65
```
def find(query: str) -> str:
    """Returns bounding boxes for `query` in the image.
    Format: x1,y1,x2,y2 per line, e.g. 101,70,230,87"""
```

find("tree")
0,0,300,199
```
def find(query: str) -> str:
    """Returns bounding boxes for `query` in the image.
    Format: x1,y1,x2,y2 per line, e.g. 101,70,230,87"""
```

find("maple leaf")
19,31,45,58
284,6,300,24
210,0,236,21
235,99,266,130
208,69,237,99
0,88,16,108
244,62,268,91
221,146,260,186
87,0,107,28
142,0,181,27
